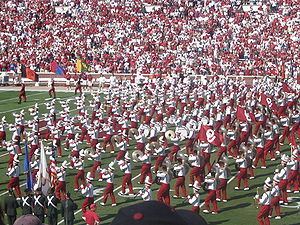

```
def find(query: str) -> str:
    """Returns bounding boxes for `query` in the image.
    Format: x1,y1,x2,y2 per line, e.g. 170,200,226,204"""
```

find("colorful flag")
50,61,65,76
25,67,38,81
35,141,50,195
23,141,33,191
197,125,223,147
76,59,89,73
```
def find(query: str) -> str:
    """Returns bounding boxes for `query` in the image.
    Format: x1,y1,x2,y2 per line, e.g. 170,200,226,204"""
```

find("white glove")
254,194,259,199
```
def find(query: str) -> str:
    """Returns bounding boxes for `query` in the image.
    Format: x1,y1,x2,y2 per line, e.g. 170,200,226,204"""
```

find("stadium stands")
0,0,299,77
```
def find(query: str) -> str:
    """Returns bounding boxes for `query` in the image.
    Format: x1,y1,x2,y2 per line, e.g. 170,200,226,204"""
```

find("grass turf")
0,90,299,225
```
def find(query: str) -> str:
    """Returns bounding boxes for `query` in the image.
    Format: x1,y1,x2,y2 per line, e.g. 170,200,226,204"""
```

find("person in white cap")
73,150,86,192
278,154,289,205
173,158,187,199
136,176,152,201
0,116,7,147
6,155,21,198
269,173,281,219
156,165,171,206
203,172,219,215
138,145,153,184
115,136,128,161
6,142,17,168
235,151,250,191
55,161,68,200
187,180,201,214
154,138,167,173
100,165,117,206
287,148,299,193
89,145,102,179
119,155,134,196
254,177,273,225
80,172,94,213
216,160,231,202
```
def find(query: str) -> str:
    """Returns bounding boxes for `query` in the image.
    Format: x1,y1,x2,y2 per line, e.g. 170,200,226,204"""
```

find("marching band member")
156,165,171,206
0,117,7,147
134,128,147,152
199,140,212,173
73,150,86,192
235,152,250,191
168,131,181,162
6,142,17,168
203,172,219,214
287,148,299,193
263,126,275,162
89,144,102,178
187,181,201,214
278,154,289,205
80,172,94,213
18,82,27,104
279,115,290,145
255,178,273,225
252,132,266,169
188,150,203,187
48,78,56,98
154,137,167,173
253,109,265,136
102,123,115,153
135,176,152,201
6,155,21,199
55,161,68,200
216,161,231,202
173,158,187,199
138,145,153,184
100,164,117,206
115,136,128,160
269,174,281,219
118,154,134,196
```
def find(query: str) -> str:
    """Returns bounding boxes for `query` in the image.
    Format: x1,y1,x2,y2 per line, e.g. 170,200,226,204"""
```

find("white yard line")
0,94,76,114
0,92,44,103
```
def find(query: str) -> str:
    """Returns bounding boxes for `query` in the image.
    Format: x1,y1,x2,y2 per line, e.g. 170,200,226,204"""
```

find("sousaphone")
111,135,121,146
165,130,175,141
132,150,143,162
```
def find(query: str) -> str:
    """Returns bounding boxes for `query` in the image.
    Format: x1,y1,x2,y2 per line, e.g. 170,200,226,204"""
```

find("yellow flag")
76,59,82,72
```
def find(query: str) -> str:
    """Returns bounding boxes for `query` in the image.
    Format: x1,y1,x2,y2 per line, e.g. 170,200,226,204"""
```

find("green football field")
0,89,299,225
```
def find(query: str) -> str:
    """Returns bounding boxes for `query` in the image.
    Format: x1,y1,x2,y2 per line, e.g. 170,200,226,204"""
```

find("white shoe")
261,166,266,169
244,187,250,191
234,187,240,190
271,158,276,161
203,210,210,214
100,202,105,206
252,165,256,169
249,176,255,180
276,151,280,155
173,195,179,199
112,203,117,207
110,151,115,154
284,202,288,205
129,193,135,197
98,179,103,182
294,190,299,193
74,189,78,192
216,198,221,202
223,200,228,202
287,189,292,193
212,212,218,215
268,215,272,218
275,216,281,220
189,184,193,187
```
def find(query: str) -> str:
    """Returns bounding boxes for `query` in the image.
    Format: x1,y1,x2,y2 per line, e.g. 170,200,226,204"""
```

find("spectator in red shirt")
82,203,101,225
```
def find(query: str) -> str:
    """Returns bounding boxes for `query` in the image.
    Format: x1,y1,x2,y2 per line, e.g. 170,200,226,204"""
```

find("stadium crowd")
0,0,299,77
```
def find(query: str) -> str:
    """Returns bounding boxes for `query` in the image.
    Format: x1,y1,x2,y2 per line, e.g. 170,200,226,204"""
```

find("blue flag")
23,141,33,191
55,66,65,76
